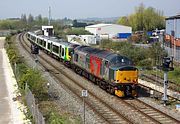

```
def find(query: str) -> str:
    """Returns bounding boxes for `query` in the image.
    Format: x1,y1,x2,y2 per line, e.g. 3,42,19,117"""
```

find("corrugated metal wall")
165,16,180,62
166,18,180,38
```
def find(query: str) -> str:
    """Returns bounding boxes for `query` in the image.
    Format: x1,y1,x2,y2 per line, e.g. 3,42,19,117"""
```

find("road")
0,37,27,124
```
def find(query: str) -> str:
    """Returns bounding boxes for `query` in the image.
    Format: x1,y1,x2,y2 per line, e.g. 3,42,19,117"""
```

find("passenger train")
27,32,138,97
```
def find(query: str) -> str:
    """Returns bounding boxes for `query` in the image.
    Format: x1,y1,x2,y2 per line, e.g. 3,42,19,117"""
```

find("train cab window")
62,48,64,56
68,48,73,56
111,56,132,66
105,61,108,67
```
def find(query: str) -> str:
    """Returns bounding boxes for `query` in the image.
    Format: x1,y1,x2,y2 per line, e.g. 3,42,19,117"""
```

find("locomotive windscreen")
110,55,132,66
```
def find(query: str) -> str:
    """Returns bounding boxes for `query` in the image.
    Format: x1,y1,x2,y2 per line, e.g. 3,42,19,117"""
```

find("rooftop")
86,23,131,28
166,15,180,20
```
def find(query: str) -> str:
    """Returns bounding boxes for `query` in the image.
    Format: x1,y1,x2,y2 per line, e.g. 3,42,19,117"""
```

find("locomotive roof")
75,45,132,66
107,54,132,67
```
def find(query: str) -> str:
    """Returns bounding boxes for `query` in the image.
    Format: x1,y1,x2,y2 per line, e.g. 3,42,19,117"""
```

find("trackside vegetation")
100,39,166,67
99,39,180,87
4,34,81,124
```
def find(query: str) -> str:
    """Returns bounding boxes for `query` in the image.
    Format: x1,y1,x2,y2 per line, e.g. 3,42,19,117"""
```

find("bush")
66,28,92,35
138,58,153,69
19,68,47,97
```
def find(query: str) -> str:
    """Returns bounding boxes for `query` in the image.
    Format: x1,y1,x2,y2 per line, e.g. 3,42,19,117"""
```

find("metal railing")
25,84,45,124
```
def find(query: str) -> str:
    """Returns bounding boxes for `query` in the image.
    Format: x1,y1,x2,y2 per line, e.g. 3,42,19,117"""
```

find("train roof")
28,31,76,47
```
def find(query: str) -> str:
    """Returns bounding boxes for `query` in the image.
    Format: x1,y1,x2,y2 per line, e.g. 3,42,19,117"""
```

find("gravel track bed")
22,35,152,124
18,33,180,124
17,34,102,124
138,97,180,121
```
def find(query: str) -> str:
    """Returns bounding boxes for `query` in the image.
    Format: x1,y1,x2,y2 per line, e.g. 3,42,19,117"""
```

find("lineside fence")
25,84,45,124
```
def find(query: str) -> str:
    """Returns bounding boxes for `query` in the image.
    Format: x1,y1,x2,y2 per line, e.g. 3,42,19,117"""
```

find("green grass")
140,67,180,85
5,34,82,124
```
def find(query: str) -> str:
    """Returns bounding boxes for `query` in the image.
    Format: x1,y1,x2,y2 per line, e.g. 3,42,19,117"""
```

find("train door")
103,60,109,80
85,55,90,71
61,46,65,60
59,45,62,58
50,42,53,52
65,47,71,61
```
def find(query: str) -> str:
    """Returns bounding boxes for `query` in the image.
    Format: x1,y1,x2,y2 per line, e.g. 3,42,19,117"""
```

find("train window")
62,48,64,56
37,38,40,44
48,43,51,49
43,40,46,47
40,39,43,45
75,54,78,62
53,45,59,54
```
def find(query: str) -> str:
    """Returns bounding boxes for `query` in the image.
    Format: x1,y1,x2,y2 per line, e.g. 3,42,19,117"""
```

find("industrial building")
85,24,132,39
165,15,180,62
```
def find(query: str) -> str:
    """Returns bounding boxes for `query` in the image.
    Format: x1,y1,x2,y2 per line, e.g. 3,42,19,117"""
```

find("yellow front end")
115,69,138,97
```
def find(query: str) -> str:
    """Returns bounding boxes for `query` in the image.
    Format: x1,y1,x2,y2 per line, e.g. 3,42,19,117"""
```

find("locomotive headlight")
133,79,138,83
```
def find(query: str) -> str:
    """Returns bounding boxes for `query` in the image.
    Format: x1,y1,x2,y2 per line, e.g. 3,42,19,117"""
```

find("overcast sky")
0,0,180,19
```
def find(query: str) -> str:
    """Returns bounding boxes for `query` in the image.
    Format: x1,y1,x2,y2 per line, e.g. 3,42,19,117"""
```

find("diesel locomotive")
27,32,138,97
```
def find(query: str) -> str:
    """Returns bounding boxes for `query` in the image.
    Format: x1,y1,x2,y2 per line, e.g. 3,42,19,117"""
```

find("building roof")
86,23,131,28
166,15,180,20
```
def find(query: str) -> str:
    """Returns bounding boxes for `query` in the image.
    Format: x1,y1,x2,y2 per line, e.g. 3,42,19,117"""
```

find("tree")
117,16,129,26
148,42,167,66
35,14,42,25
27,14,34,24
21,14,27,23
117,3,165,31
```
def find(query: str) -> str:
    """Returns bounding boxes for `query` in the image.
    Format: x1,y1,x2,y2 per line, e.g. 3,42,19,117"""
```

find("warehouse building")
165,15,180,62
85,24,132,39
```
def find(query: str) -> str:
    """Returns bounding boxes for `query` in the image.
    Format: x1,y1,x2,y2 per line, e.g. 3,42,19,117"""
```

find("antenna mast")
48,6,51,25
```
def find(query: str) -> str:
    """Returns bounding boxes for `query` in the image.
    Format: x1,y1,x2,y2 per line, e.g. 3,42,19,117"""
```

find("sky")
0,0,180,19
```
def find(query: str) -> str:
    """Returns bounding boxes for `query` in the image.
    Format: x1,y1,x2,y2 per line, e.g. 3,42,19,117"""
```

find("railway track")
18,33,133,123
125,99,180,124
141,73,180,93
18,33,180,124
